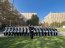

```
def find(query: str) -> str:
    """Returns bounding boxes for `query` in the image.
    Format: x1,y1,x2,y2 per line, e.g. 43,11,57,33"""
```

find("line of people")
3,27,58,36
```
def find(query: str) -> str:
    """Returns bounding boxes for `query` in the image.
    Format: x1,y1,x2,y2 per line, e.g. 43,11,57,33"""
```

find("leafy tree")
26,19,31,26
50,22,61,28
61,21,65,26
26,15,39,26
0,0,25,26
31,15,39,26
44,22,49,27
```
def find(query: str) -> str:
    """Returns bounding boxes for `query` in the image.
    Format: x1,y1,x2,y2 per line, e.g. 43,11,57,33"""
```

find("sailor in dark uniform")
29,25,34,39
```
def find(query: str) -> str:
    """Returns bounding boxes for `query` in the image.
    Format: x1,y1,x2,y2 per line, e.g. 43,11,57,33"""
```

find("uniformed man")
29,25,34,39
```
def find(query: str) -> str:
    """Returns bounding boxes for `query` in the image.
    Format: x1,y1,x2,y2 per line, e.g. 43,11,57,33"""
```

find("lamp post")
9,0,14,26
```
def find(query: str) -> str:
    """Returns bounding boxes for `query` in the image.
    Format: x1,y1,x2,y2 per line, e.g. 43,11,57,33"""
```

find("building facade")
43,12,65,25
21,13,37,20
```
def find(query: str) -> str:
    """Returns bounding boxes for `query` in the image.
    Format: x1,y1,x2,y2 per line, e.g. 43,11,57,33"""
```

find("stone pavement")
58,32,65,36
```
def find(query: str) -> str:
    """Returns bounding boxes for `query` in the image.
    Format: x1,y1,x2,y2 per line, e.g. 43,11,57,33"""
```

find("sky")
10,0,65,21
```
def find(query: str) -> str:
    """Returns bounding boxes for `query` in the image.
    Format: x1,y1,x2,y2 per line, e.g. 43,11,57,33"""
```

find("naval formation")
3,26,58,37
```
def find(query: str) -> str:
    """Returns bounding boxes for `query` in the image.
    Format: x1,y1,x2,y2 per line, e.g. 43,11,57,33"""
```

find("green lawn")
0,36,65,48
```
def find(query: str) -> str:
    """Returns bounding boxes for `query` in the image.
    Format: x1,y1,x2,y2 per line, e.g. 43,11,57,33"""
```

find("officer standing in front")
29,25,34,39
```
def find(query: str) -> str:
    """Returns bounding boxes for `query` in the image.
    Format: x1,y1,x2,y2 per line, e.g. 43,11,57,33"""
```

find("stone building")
43,12,65,25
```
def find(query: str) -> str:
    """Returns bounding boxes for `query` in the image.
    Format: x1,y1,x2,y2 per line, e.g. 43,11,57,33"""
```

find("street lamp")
9,0,14,26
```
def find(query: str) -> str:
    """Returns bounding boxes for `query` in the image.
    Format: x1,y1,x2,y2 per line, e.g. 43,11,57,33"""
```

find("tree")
31,15,39,26
44,22,49,27
26,15,39,26
50,22,61,28
26,19,31,26
61,21,65,26
0,0,25,26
